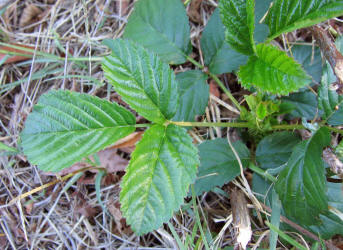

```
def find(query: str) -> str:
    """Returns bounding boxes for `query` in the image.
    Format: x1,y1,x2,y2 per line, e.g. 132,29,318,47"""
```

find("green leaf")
238,44,312,95
318,64,343,125
307,182,343,239
21,90,136,172
194,138,250,195
275,128,331,225
256,132,301,173
290,45,323,83
0,142,18,153
200,8,248,74
219,0,256,55
120,124,199,235
172,70,209,122
318,36,343,125
123,0,191,64
282,91,321,120
266,0,343,40
102,39,179,124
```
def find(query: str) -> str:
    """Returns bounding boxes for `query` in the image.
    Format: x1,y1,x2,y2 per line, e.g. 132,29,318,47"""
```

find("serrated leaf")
102,39,179,124
194,138,250,195
123,0,191,64
21,90,136,172
282,90,321,120
275,128,331,225
290,45,323,83
219,0,256,55
120,124,199,235
256,132,301,173
172,70,209,122
200,8,248,74
238,44,312,95
266,0,343,40
318,64,343,125
318,36,343,126
253,174,343,239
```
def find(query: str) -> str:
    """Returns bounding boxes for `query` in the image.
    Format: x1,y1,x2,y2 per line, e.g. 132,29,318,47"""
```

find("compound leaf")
194,138,250,195
238,44,312,95
201,8,248,74
123,0,191,64
256,132,301,173
275,127,331,225
266,0,343,40
102,39,179,124
21,90,136,172
173,70,209,122
120,124,199,235
219,0,256,55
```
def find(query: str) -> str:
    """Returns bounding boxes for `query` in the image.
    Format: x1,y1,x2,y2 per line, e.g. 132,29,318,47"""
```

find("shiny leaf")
21,90,136,172
238,44,311,95
266,0,343,40
120,124,199,235
219,0,256,55
102,39,179,124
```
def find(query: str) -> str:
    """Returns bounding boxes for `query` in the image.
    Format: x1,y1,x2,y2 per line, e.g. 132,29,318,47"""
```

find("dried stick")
312,25,343,93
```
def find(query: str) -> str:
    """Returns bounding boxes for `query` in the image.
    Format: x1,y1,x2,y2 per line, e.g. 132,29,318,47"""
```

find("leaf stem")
170,121,250,128
248,163,277,183
186,56,242,111
265,221,308,250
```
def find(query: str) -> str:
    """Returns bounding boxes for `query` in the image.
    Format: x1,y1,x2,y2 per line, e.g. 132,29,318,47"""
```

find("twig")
312,25,343,93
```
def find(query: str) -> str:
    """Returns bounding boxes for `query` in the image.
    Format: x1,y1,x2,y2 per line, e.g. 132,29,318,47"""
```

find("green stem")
249,163,277,183
186,56,242,111
265,221,308,250
170,121,250,128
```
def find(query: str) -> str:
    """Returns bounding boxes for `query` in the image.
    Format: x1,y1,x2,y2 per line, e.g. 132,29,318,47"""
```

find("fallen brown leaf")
107,199,133,235
188,0,202,24
209,80,220,98
0,44,34,64
19,4,42,27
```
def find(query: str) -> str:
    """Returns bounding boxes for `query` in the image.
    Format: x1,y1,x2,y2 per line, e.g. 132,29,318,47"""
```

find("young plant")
21,0,343,243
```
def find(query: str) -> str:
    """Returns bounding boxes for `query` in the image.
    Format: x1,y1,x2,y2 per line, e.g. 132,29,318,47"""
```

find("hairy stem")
248,163,277,183
312,25,343,93
186,56,242,111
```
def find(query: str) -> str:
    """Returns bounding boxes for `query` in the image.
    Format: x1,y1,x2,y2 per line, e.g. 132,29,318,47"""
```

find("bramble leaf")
219,0,256,55
266,0,343,40
318,36,343,126
123,0,191,64
21,90,136,172
275,128,331,225
120,124,199,235
102,39,179,124
173,70,209,122
194,138,250,195
256,132,301,173
282,91,321,120
200,8,248,74
238,44,312,95
290,45,323,83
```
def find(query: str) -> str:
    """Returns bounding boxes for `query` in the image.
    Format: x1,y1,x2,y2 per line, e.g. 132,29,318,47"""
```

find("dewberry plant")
21,0,343,243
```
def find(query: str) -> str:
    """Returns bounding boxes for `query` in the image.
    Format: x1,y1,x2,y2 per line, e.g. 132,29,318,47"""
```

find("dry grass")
0,0,341,249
